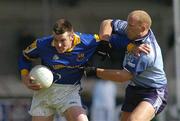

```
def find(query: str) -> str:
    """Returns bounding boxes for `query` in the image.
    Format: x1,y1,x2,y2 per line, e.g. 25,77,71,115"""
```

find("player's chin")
57,49,65,53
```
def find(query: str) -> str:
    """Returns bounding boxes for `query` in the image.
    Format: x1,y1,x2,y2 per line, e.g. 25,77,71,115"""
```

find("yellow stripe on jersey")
94,34,100,42
66,34,81,52
53,64,82,70
73,34,81,45
21,69,29,76
23,51,37,61
24,40,37,53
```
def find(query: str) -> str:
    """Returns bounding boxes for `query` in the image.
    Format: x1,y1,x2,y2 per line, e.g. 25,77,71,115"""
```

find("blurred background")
0,0,179,121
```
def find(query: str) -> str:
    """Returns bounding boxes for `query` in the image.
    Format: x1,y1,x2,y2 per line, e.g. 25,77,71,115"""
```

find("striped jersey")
19,32,100,85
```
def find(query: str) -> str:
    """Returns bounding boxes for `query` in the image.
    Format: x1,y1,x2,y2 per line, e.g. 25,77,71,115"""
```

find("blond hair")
128,10,152,29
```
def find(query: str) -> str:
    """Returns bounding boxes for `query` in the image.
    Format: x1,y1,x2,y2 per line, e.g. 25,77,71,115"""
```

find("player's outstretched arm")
96,68,133,83
84,66,133,83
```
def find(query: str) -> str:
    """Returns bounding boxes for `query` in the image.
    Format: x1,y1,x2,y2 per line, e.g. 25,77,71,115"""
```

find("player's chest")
40,50,86,66
123,53,139,67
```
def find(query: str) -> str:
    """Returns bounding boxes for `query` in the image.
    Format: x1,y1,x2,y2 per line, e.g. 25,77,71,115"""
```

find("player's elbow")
99,19,113,40
101,19,112,25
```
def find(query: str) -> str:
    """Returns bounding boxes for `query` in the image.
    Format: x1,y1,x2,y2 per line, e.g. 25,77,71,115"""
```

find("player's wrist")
100,36,110,42
84,66,97,77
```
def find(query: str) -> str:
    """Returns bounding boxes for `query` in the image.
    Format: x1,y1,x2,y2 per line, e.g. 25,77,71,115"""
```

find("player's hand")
96,40,112,61
21,75,42,90
127,43,150,56
137,43,151,55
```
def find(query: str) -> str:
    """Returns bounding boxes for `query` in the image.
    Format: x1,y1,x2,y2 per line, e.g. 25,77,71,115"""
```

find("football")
29,65,53,88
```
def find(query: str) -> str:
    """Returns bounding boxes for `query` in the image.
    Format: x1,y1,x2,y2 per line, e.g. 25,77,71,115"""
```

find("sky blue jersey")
19,32,100,85
111,19,167,88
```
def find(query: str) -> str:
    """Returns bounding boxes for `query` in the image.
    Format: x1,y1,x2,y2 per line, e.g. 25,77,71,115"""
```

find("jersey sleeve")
109,34,130,49
79,33,99,47
18,40,40,73
111,19,127,35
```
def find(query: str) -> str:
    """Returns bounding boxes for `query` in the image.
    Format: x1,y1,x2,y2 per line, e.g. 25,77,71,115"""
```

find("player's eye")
54,38,66,43
61,39,66,42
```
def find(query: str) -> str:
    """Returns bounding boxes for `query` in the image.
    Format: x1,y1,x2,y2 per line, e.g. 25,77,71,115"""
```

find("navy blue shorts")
121,85,168,115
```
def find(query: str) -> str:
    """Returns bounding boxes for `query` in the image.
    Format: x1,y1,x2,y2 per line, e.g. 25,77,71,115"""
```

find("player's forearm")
96,68,133,83
18,55,33,73
99,19,113,41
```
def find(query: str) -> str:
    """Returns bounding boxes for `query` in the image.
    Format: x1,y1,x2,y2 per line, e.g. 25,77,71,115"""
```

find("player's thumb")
30,76,36,83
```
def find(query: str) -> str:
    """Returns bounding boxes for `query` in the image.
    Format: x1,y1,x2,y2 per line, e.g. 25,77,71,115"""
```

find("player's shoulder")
75,32,99,45
36,35,53,47
75,32,98,39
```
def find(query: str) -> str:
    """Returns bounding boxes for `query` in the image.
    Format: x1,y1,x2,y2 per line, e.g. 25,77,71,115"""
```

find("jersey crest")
76,53,85,61
52,54,59,60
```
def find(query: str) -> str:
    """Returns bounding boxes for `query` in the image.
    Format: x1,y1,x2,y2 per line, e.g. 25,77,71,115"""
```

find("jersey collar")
133,30,151,45
66,33,81,52
51,33,81,52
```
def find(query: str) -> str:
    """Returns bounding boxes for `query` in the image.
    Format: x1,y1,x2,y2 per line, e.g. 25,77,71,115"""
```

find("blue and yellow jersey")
19,32,100,85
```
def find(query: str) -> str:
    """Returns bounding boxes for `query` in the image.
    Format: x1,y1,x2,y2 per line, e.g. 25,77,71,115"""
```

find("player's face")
127,16,142,40
54,32,73,53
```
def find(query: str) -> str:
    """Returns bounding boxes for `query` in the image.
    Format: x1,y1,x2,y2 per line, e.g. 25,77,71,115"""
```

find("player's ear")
139,25,146,36
52,31,57,36
69,33,74,40
142,26,146,32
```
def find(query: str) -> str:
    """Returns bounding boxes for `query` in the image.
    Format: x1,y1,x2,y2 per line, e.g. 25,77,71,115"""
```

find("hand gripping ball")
29,65,53,88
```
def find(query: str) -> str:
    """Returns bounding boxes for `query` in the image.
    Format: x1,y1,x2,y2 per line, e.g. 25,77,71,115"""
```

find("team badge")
53,54,59,60
77,53,84,61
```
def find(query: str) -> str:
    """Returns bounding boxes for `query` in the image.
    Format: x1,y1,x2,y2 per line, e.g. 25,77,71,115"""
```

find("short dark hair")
53,19,73,35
